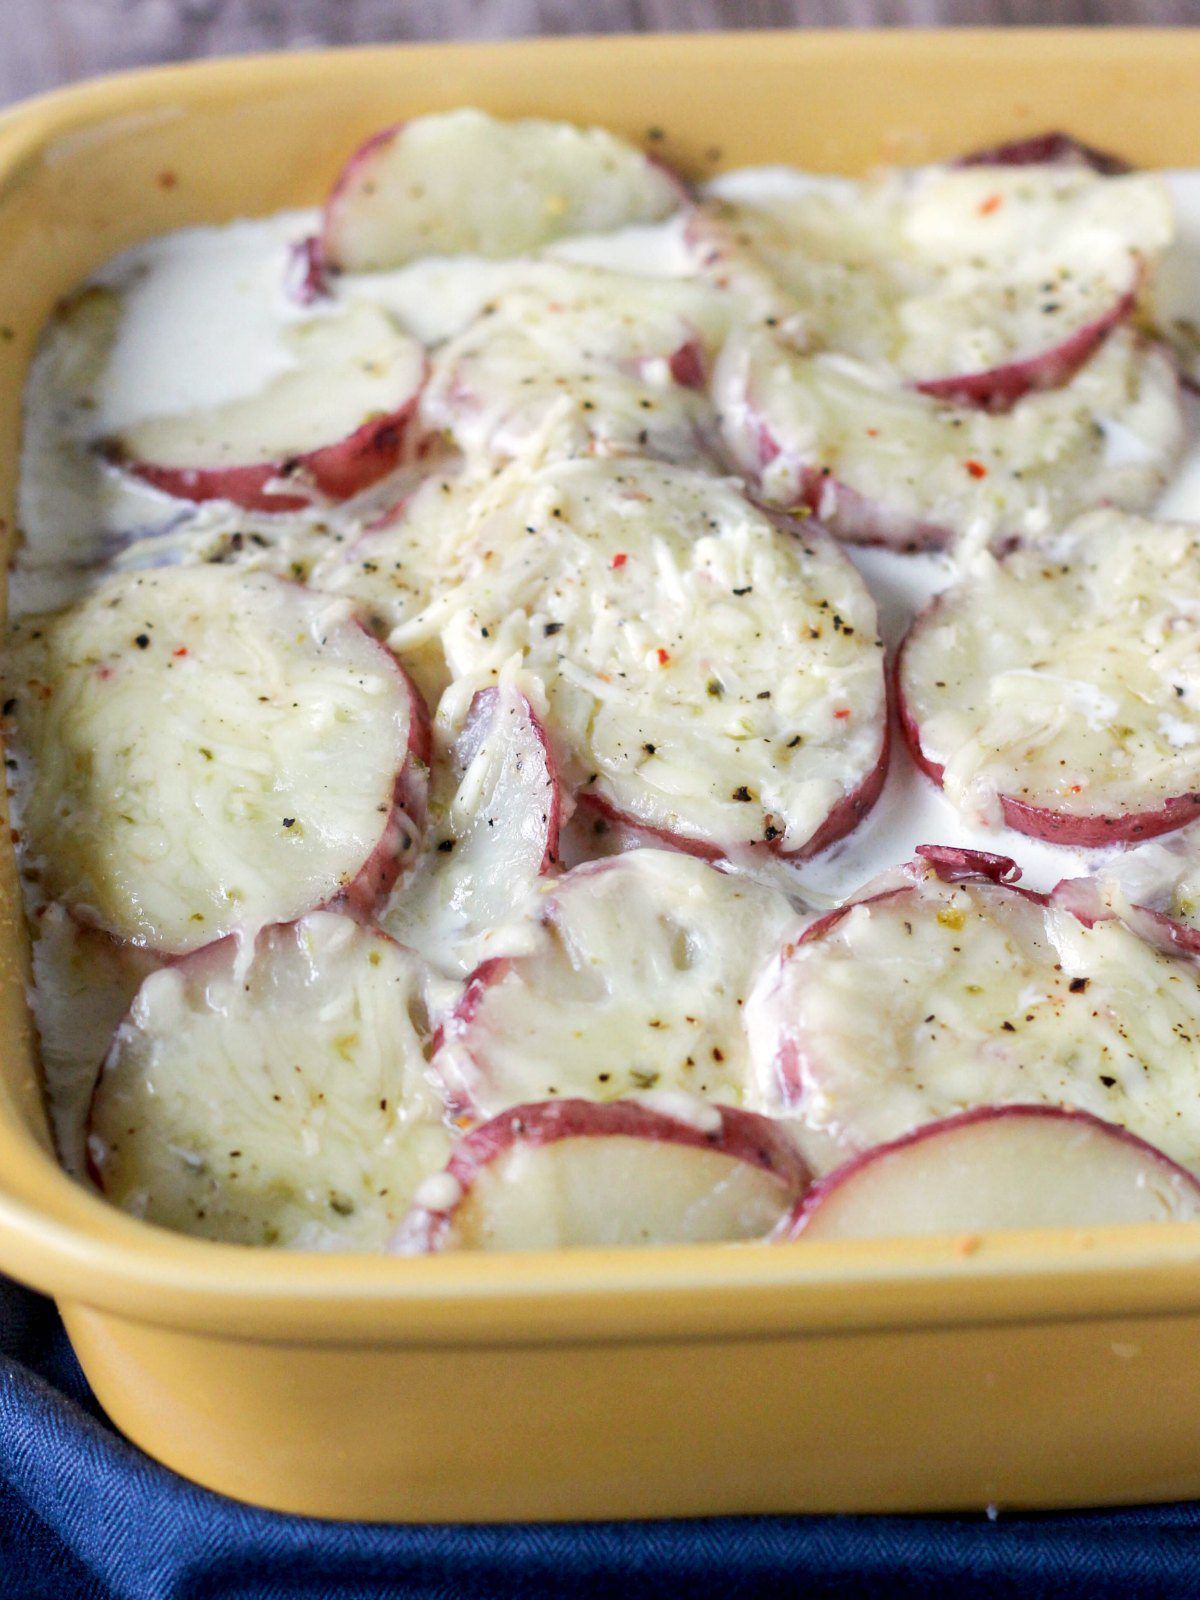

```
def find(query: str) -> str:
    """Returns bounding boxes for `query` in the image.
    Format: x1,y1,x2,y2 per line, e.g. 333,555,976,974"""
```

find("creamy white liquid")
14,161,1200,1165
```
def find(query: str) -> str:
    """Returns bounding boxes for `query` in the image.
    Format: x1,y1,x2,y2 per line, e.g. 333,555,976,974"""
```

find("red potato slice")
783,1106,1200,1241
319,109,685,274
898,510,1200,844
426,455,887,859
713,325,1184,549
745,848,1200,1174
420,262,724,466
88,912,451,1248
110,304,425,513
382,680,563,976
432,848,801,1118
394,1097,809,1253
691,160,1168,410
2,567,429,953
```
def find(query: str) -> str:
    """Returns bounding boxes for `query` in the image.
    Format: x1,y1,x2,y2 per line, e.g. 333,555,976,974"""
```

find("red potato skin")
114,380,424,515
665,339,707,390
428,952,513,1117
286,234,331,304
793,846,1036,949
318,123,406,274
895,614,1200,846
776,1103,1200,1242
957,132,1133,175
392,1096,811,1254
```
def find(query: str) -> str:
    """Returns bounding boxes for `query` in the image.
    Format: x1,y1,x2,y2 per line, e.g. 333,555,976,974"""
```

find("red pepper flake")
172,646,188,658
655,647,670,666
157,170,178,191
1069,784,1082,794
978,193,1002,216
965,459,988,479
611,552,628,570
866,427,879,437
834,707,851,720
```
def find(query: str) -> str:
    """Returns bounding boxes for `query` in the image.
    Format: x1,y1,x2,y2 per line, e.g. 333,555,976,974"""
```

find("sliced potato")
320,109,685,272
112,304,425,512
395,1096,808,1253
714,325,1183,547
787,1106,1200,1240
899,510,1200,843
434,848,799,1116
3,567,428,952
89,912,450,1248
746,850,1200,1174
425,455,888,858
383,680,563,977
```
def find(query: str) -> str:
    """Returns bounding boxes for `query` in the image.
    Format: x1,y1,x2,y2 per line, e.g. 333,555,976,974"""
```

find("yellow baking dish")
4,29,1200,1520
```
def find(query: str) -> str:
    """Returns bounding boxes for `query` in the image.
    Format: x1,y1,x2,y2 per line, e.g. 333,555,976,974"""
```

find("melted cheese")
4,567,420,951
435,848,800,1114
427,455,887,855
746,864,1200,1173
89,912,451,1248
901,511,1200,826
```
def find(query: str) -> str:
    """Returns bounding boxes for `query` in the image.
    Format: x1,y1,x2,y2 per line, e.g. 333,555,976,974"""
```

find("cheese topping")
382,678,561,978
3,566,422,951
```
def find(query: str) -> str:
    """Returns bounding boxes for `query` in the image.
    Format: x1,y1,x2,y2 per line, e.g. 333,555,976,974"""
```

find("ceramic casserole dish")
4,29,1200,1519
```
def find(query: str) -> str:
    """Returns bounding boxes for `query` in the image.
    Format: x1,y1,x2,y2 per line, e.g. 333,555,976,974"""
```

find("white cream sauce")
14,160,1200,1167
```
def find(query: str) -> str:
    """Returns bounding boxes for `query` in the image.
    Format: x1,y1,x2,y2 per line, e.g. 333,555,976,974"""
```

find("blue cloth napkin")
4,1273,1200,1600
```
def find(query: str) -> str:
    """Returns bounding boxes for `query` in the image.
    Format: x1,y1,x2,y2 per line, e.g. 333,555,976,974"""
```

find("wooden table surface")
1,0,1197,109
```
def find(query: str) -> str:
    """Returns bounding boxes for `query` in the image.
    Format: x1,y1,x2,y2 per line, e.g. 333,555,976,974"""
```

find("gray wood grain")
1,0,1198,108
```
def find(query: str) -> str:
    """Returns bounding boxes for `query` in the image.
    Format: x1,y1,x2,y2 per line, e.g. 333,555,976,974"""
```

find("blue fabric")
4,1276,1200,1600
